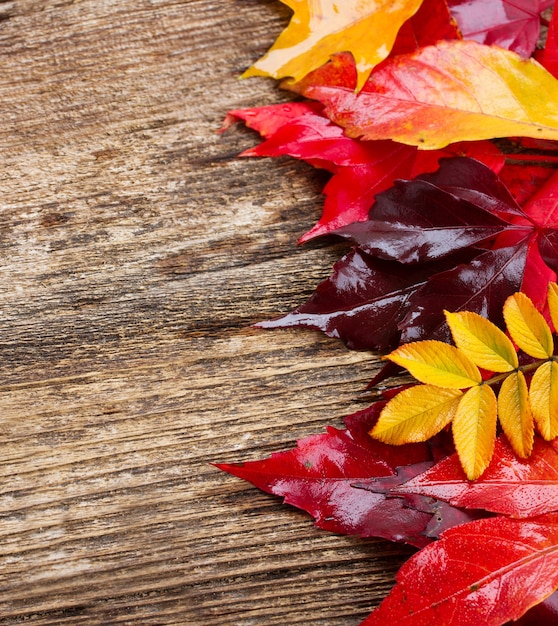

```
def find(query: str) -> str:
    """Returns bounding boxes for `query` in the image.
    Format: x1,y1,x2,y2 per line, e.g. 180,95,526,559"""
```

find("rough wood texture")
0,2,413,624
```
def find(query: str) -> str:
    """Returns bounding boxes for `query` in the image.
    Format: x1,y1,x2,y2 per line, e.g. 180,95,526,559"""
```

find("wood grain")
0,1,413,624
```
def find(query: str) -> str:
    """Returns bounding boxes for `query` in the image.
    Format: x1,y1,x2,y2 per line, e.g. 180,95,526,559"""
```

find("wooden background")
0,1,414,624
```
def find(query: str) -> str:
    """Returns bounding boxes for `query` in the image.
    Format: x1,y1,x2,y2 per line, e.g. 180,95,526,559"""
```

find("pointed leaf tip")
504,292,554,359
445,310,518,372
388,340,482,389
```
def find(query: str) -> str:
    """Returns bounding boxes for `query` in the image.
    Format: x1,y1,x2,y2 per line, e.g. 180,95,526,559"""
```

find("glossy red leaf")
448,0,554,57
217,404,434,545
223,102,504,242
362,513,558,626
535,2,558,78
395,437,558,518
514,591,558,625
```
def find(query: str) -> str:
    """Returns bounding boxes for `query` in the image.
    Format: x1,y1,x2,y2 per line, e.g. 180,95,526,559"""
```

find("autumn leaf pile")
218,1,558,624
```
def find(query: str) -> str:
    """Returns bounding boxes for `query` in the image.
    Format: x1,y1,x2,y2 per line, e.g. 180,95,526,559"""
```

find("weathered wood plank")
0,1,411,623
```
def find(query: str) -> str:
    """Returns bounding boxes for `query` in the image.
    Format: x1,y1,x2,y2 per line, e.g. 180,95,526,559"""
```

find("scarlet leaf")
394,437,558,518
308,40,558,149
362,514,558,625
535,2,558,78
448,0,554,57
217,404,434,545
224,101,504,242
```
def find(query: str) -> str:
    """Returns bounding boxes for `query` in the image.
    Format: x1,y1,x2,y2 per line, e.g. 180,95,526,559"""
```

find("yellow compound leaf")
243,0,423,91
445,310,518,373
503,292,554,359
370,385,462,444
497,371,534,459
530,360,558,441
548,282,558,332
453,385,497,480
387,340,482,389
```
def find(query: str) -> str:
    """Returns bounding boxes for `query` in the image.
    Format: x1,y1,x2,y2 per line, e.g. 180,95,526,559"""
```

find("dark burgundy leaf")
399,239,531,343
514,591,558,625
354,463,490,539
334,177,514,263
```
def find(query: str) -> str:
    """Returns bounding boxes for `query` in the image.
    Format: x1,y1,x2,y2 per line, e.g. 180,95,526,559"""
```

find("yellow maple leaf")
445,310,518,373
243,0,423,91
503,292,554,359
371,385,462,444
387,340,481,389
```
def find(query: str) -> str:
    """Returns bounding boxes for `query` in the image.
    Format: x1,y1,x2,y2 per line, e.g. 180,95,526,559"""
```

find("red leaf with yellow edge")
394,437,558,518
452,384,497,480
497,371,534,459
308,40,558,149
242,0,424,91
285,0,460,94
361,513,558,626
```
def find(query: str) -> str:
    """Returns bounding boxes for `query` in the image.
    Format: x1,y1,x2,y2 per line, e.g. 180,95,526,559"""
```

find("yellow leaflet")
548,282,558,332
530,360,558,440
243,0,423,91
445,310,518,373
497,371,534,459
503,292,554,359
370,385,462,444
387,340,482,389
453,385,497,480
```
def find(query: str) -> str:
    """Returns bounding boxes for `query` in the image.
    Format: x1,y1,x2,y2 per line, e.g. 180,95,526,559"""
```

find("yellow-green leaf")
497,371,534,459
370,385,462,444
445,310,518,373
452,385,497,480
387,340,482,389
503,292,554,359
548,282,558,332
530,360,558,440
243,0,423,91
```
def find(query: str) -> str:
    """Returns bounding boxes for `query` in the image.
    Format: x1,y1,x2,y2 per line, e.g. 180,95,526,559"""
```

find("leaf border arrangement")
218,1,558,624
